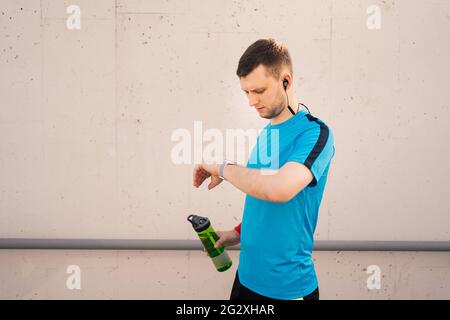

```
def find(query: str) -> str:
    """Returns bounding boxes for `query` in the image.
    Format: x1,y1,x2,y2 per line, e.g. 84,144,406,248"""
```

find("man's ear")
280,73,293,89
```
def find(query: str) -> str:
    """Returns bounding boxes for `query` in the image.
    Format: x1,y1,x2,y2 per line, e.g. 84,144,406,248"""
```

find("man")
193,39,335,300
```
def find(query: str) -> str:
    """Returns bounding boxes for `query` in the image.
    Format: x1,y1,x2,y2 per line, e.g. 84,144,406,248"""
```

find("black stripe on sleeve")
304,114,330,186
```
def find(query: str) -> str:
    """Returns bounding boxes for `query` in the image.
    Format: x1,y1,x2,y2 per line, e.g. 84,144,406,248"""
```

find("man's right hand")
201,229,241,254
201,229,240,254
214,229,241,249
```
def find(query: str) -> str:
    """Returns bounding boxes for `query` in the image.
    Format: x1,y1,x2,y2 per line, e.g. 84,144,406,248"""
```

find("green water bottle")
187,214,232,272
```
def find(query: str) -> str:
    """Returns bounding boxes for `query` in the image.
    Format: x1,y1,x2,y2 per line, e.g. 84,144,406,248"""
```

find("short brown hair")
236,38,293,80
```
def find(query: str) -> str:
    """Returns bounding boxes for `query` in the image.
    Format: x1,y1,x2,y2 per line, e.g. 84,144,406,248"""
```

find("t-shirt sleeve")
287,121,335,187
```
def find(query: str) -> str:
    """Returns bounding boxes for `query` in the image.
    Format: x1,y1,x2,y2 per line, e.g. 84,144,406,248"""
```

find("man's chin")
257,109,277,119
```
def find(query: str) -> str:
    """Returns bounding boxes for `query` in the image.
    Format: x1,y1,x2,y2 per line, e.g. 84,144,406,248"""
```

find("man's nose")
247,93,259,107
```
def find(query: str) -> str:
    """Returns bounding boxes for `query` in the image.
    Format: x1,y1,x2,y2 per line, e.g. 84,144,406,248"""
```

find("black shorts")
230,270,319,300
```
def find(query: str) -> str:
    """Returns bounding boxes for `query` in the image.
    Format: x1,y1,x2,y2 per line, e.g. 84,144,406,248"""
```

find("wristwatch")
219,160,236,180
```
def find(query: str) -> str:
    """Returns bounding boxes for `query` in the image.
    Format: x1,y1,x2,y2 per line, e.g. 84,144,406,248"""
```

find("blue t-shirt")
238,109,335,299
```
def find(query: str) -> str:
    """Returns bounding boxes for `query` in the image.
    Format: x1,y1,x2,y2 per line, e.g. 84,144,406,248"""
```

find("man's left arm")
193,162,313,203
224,162,313,202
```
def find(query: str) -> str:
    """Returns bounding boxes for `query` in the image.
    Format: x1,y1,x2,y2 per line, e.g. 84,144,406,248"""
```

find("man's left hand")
193,163,223,190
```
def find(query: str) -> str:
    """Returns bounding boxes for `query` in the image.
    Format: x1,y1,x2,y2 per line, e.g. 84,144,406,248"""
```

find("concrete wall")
0,250,449,299
0,0,449,299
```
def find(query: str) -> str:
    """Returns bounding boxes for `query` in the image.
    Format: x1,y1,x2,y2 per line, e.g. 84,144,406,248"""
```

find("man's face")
240,64,286,119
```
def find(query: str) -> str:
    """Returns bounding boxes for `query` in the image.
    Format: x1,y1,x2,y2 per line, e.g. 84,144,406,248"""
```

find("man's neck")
270,98,298,126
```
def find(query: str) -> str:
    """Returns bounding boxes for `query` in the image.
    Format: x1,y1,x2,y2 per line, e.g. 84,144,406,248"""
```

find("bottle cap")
187,214,211,232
